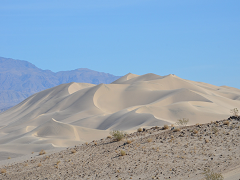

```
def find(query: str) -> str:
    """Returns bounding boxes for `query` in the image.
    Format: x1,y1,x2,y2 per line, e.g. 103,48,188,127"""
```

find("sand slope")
0,73,239,154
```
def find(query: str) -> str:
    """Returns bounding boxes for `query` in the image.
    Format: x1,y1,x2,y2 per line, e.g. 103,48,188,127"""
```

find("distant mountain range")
0,57,121,112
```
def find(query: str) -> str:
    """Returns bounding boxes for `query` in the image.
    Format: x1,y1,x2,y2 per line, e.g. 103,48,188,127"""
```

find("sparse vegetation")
204,169,224,180
107,135,112,139
110,130,126,141
120,150,126,156
7,157,11,159
212,127,218,134
37,163,42,167
193,129,198,134
163,125,169,130
0,169,6,174
230,108,239,117
230,124,237,129
176,118,189,126
39,149,46,155
173,128,180,132
223,121,230,126
71,149,76,154
137,128,143,132
126,140,132,144
147,138,152,143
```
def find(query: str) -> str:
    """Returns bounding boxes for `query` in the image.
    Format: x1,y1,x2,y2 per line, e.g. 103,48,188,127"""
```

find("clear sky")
1,0,240,88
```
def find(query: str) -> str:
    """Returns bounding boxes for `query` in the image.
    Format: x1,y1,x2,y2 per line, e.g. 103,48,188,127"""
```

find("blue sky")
1,0,240,88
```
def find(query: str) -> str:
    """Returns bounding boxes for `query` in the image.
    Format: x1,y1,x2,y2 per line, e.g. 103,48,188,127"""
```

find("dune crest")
0,73,239,154
68,82,95,94
111,73,139,84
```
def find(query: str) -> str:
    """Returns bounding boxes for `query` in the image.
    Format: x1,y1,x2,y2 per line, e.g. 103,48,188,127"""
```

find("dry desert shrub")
176,118,189,126
223,121,230,126
147,138,152,143
204,169,223,180
205,139,209,143
173,128,180,132
230,124,237,129
193,129,198,134
120,150,126,156
110,130,126,141
39,149,46,155
137,128,143,132
71,149,76,154
37,163,42,167
212,127,218,134
1,169,6,174
230,108,239,117
107,135,112,139
7,157,11,159
163,125,169,130
126,140,132,144
56,160,61,165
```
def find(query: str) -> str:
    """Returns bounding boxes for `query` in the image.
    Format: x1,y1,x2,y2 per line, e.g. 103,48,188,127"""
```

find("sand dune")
0,73,239,154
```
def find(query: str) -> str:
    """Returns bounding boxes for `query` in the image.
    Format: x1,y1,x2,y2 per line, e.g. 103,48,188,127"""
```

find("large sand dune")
0,73,239,154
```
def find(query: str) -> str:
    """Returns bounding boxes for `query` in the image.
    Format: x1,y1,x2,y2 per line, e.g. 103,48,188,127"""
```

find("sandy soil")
0,117,239,180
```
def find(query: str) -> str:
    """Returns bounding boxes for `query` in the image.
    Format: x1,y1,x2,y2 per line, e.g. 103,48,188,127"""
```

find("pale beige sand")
0,118,239,179
0,73,239,156
223,165,240,180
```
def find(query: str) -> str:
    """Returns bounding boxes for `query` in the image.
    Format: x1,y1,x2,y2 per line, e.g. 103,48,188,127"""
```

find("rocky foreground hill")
0,57,120,111
0,117,239,180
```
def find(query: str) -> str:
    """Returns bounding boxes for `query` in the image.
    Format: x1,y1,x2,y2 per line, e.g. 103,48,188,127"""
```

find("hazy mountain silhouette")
0,57,121,112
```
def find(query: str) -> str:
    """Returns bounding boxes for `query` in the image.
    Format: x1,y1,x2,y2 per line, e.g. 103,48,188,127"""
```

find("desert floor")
0,117,239,180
